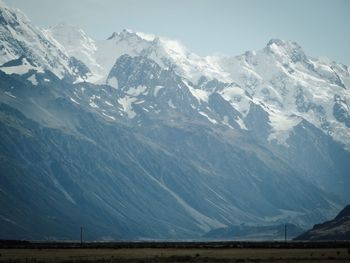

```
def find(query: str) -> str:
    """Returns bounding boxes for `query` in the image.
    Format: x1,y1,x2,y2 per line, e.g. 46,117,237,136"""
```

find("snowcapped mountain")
45,26,231,84
43,23,100,81
1,1,350,240
216,39,350,148
45,25,350,150
0,0,91,81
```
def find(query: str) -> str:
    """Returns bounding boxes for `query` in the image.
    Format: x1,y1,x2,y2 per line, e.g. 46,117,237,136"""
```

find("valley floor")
1,247,349,263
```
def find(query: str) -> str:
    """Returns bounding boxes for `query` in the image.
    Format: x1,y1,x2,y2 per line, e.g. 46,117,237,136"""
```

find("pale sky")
7,0,350,64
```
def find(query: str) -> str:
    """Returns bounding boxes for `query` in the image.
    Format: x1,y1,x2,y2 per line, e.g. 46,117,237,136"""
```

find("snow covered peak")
0,3,60,68
158,37,190,56
94,29,229,83
266,38,302,50
137,35,231,83
45,23,97,55
44,23,99,80
265,38,307,63
0,0,38,33
135,31,156,41
216,39,350,148
0,4,92,81
266,38,296,47
107,29,131,40
40,24,350,149
107,29,156,42
0,0,30,27
107,29,145,42
43,25,231,84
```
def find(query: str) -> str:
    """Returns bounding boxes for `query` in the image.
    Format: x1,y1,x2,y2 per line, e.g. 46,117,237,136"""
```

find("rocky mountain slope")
295,205,350,240
0,0,349,240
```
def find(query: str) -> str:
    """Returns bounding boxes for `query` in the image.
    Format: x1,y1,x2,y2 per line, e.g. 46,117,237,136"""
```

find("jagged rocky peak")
107,29,150,42
107,31,118,40
106,29,188,58
265,38,307,63
266,38,301,49
106,30,132,40
0,0,33,32
266,38,289,47
106,30,169,60
107,54,178,89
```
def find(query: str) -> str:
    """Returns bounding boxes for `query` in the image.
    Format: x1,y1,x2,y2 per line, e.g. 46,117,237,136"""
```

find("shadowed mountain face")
0,1,350,240
295,205,350,241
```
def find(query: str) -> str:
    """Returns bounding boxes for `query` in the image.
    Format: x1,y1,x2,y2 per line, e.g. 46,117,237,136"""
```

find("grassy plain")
1,247,350,263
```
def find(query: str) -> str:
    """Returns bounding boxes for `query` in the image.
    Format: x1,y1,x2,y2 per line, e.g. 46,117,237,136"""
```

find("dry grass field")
0,247,350,263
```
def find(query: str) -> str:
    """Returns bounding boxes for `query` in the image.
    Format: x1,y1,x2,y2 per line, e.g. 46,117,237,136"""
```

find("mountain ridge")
43,23,350,150
295,205,350,241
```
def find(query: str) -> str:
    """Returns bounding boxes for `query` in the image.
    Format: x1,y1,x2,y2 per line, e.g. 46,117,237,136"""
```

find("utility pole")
284,224,287,242
80,226,83,246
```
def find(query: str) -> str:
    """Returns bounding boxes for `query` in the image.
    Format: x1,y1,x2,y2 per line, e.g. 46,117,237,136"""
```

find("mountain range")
0,0,349,240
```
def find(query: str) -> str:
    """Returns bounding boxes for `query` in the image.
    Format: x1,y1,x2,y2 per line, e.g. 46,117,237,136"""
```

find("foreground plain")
1,247,350,263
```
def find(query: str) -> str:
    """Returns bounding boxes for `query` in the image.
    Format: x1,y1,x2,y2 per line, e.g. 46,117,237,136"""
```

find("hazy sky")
7,0,350,64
